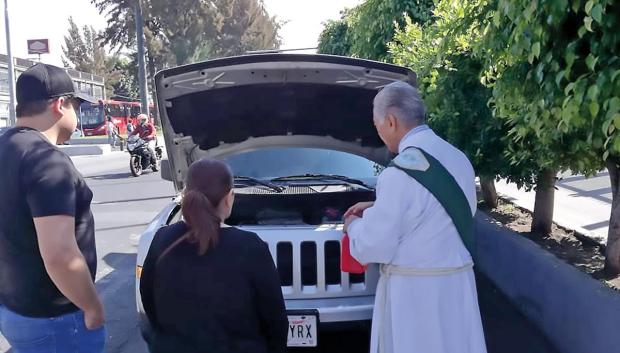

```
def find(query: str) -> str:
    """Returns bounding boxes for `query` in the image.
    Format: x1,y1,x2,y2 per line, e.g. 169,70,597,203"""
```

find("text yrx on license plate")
287,314,318,347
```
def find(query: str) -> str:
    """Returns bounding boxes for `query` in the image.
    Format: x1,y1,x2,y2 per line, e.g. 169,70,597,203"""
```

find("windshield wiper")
234,176,285,193
271,174,373,190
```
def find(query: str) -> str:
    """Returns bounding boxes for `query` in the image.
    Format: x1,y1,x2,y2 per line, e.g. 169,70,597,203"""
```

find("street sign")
27,39,49,55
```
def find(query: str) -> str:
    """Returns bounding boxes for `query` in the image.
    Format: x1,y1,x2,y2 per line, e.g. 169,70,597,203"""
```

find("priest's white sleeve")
347,167,411,265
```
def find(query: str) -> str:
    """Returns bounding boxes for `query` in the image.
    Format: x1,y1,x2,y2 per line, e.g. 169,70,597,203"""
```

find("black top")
140,222,288,353
0,127,96,317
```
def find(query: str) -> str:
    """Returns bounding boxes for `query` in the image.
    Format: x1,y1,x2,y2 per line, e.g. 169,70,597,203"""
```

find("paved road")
1,153,558,353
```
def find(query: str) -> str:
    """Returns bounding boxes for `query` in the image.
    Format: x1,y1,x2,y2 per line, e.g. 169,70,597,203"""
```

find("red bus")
80,100,155,136
129,102,157,122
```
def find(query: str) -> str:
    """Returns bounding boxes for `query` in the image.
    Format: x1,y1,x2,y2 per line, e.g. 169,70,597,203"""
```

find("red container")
340,233,367,274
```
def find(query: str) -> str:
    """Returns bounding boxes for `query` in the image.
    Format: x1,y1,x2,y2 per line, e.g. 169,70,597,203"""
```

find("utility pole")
4,0,16,125
134,0,149,114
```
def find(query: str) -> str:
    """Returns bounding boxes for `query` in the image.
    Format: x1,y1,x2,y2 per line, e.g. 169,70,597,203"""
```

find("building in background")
0,54,105,127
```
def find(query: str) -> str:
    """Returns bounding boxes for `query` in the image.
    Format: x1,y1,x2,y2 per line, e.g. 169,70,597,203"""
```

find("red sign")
27,39,50,55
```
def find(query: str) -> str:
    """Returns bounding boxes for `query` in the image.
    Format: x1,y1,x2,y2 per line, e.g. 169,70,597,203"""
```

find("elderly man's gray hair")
373,81,426,126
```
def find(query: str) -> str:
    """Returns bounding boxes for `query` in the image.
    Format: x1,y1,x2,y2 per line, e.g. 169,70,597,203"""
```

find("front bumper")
285,296,374,323
137,295,375,344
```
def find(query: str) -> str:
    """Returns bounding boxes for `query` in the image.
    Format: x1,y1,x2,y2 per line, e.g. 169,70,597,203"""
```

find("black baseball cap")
16,63,98,105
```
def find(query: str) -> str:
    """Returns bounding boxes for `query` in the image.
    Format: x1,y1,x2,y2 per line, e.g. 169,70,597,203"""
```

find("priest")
344,81,487,353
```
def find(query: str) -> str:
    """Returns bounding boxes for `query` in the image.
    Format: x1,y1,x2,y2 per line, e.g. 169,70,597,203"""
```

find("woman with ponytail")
140,159,288,353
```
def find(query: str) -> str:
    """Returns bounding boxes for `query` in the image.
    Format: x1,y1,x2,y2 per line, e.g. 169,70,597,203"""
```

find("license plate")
287,314,318,347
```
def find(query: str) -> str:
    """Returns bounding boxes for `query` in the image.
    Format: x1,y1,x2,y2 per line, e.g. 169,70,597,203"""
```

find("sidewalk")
494,171,611,245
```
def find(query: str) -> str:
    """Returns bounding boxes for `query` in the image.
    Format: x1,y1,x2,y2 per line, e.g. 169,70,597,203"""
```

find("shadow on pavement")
97,253,147,353
92,196,175,206
557,171,609,184
87,172,135,181
96,223,150,233
559,182,612,204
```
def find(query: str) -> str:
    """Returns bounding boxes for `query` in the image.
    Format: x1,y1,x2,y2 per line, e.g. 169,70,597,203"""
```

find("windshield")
130,105,141,118
79,103,104,127
224,148,381,181
106,104,127,118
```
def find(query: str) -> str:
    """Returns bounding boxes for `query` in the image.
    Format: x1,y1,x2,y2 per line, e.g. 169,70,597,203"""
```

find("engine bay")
227,189,376,226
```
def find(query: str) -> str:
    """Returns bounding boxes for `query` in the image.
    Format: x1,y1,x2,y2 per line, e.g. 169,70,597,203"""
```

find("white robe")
348,126,487,353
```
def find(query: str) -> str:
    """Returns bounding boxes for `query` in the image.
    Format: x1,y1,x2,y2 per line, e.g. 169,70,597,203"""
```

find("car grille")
266,235,379,299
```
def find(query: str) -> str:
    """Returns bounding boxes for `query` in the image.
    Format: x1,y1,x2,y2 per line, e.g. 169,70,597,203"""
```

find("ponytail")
181,189,221,255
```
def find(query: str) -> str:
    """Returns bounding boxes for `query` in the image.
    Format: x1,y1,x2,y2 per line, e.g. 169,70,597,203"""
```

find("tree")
212,0,281,57
62,17,107,75
91,0,281,119
63,17,132,99
317,0,434,61
91,0,281,65
389,3,528,209
317,14,353,56
107,55,140,100
471,0,620,273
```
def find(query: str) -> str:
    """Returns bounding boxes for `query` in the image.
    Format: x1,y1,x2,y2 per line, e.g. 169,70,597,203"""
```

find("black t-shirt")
0,127,97,317
140,222,288,353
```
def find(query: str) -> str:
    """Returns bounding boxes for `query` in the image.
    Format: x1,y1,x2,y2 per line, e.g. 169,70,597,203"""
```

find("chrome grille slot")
300,242,317,286
276,242,293,286
324,241,341,285
350,273,365,284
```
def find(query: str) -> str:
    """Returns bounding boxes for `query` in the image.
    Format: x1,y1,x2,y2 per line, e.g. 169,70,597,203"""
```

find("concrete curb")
474,213,620,353
58,144,111,156
68,137,110,145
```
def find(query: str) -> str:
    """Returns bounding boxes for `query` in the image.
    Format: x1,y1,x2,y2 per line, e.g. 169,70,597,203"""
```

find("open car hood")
155,54,416,189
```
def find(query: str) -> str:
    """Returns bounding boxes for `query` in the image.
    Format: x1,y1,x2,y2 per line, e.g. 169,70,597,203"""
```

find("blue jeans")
0,305,105,353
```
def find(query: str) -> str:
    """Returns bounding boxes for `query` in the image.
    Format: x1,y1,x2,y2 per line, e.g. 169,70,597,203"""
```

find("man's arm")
34,216,104,329
146,124,156,139
347,168,412,264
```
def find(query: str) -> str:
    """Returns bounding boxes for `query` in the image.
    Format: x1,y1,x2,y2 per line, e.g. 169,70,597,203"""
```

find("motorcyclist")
130,114,157,165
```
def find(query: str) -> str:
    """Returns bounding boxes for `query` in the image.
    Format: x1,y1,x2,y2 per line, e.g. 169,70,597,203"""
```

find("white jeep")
135,54,416,348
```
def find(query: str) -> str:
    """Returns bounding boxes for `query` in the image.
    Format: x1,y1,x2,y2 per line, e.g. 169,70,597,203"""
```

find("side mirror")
160,158,173,182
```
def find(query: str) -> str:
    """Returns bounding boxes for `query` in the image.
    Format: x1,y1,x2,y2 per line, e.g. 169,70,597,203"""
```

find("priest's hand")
343,202,374,219
343,215,360,233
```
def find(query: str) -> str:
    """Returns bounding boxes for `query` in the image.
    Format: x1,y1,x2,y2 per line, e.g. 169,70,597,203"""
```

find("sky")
0,0,361,67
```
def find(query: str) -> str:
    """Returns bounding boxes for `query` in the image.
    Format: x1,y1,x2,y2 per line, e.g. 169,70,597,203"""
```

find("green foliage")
211,0,281,58
62,17,107,76
348,0,434,61
107,55,140,100
475,0,619,175
91,0,281,66
389,1,536,188
317,17,352,56
62,17,135,99
391,0,619,189
317,0,434,61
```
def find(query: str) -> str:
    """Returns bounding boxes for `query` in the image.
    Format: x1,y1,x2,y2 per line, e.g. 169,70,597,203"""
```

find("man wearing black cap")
0,64,105,352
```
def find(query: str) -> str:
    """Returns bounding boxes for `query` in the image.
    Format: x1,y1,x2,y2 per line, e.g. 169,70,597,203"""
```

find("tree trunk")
531,169,557,237
605,161,620,276
480,175,498,208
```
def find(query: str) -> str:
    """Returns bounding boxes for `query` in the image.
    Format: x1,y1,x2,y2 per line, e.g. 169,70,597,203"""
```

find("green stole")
388,147,475,256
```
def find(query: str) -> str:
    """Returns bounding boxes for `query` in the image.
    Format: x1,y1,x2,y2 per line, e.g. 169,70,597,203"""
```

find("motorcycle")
126,135,163,177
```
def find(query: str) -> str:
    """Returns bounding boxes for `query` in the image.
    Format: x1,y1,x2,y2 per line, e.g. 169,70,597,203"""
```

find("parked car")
135,54,416,348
